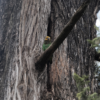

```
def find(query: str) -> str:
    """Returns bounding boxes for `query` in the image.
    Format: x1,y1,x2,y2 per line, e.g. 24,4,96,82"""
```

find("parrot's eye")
45,36,50,40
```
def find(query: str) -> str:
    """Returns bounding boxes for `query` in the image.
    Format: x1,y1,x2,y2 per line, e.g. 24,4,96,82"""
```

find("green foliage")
76,87,90,100
87,93,98,100
73,73,98,100
87,38,100,47
87,25,100,53
94,25,99,32
73,73,89,92
95,96,100,100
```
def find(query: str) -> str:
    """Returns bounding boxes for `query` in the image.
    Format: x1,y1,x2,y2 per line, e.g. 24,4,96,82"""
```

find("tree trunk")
0,0,99,100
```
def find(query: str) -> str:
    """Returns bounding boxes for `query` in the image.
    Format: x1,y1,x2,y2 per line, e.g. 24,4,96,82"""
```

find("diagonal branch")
35,0,90,72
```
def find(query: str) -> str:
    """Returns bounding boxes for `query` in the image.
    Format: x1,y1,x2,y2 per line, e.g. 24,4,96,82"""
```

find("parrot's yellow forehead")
45,36,50,40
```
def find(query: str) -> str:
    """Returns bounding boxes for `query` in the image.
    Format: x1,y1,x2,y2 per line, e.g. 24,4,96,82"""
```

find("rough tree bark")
95,51,100,61
0,0,99,100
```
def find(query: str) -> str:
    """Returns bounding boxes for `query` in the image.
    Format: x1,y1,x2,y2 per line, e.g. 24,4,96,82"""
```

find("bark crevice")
95,51,100,61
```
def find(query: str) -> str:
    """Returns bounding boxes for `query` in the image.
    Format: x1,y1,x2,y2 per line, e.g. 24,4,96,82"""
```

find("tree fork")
35,0,90,72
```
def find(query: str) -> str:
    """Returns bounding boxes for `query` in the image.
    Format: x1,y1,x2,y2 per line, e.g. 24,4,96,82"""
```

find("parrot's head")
44,36,51,44
45,36,50,41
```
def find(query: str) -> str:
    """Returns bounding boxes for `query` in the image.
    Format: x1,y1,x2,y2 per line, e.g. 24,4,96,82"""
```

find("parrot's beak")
48,37,50,40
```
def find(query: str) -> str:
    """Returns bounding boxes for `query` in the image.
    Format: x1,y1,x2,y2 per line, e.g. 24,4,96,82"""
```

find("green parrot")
42,36,52,63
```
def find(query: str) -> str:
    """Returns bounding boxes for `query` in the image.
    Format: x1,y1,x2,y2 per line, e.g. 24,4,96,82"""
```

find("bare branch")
35,0,90,72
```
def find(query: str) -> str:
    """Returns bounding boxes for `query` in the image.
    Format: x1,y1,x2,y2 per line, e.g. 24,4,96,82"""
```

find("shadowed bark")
95,51,100,61
35,0,90,72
